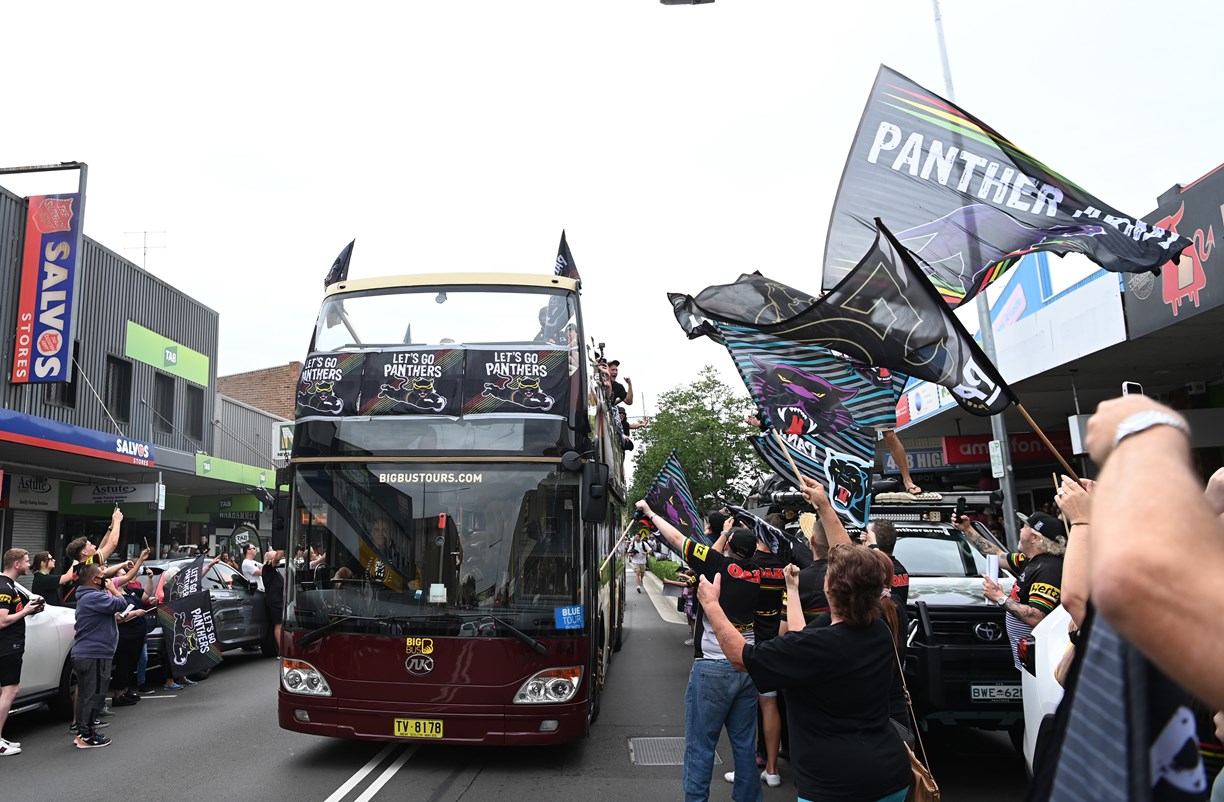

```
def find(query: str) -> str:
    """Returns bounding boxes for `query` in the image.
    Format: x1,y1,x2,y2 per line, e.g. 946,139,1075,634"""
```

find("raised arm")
635,500,685,555
782,564,806,634
97,506,124,562
1087,396,1224,710
799,476,851,548
955,514,1006,558
112,548,152,587
697,574,747,670
622,377,634,406
1054,475,1093,628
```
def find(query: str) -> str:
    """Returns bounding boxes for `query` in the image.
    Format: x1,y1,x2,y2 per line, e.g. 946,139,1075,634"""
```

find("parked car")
866,492,1024,745
1019,602,1071,775
143,557,276,678
9,584,77,718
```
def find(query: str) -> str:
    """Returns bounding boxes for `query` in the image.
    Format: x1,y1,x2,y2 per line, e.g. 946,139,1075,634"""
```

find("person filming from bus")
332,515,416,592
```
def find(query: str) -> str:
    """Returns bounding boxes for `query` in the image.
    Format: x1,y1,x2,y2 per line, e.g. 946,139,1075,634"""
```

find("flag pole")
770,430,806,488
598,520,638,575
1017,404,1080,482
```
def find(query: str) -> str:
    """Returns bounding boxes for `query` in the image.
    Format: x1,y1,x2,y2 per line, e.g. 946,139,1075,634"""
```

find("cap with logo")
728,530,757,559
1018,511,1067,544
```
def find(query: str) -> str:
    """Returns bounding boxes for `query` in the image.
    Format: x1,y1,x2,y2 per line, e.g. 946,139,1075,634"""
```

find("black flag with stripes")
324,239,355,288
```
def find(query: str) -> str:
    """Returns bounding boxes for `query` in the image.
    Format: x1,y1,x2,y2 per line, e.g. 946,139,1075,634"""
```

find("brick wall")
218,362,301,420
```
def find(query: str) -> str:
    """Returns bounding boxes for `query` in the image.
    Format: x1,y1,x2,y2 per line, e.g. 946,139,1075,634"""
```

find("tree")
628,365,759,510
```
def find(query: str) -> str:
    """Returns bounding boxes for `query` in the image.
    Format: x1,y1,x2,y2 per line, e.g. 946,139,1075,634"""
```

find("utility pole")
931,0,1019,548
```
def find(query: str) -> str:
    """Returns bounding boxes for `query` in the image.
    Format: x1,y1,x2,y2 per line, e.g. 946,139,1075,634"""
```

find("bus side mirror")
581,462,610,523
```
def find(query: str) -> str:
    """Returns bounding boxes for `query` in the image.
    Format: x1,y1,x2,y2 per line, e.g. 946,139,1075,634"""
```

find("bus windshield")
287,462,581,638
313,286,577,351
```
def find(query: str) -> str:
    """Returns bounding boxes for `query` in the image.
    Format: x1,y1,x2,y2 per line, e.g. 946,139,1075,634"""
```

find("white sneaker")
1,737,20,749
723,771,735,783
0,742,20,756
761,770,782,787
683,638,694,646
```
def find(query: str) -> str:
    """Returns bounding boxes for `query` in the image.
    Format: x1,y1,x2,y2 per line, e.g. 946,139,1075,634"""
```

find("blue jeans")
683,659,761,802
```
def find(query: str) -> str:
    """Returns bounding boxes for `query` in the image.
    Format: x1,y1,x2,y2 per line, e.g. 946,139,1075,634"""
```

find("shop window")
105,356,133,424
43,341,80,408
154,373,174,433
185,384,204,442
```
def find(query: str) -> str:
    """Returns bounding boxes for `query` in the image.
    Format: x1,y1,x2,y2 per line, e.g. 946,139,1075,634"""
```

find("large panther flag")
822,66,1192,305
715,321,904,527
644,450,710,546
671,220,1019,418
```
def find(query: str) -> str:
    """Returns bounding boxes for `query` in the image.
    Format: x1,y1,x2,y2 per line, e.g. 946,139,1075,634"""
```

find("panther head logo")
747,356,857,436
824,451,872,527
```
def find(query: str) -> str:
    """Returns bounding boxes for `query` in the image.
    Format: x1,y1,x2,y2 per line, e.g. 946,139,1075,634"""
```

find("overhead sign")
11,193,84,383
942,431,1073,466
71,483,158,506
0,409,155,467
124,321,210,386
273,420,294,462
196,453,271,487
6,473,60,511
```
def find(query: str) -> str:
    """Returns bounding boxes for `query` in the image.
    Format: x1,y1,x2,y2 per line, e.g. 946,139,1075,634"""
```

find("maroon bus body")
278,633,593,744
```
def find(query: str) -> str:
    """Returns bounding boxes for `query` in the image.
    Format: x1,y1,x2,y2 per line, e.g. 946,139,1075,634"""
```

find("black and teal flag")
718,497,804,559
670,221,1018,418
644,450,709,546
823,66,1193,306
715,322,904,527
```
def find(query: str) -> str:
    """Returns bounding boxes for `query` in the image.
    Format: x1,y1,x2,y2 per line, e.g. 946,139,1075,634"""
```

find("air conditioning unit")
1187,381,1207,395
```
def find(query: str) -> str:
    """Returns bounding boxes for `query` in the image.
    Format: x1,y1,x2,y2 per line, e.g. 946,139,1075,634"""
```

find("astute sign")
11,194,83,383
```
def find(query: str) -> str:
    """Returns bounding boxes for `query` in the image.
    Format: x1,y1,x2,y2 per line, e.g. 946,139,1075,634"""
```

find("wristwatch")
995,596,1007,607
1113,410,1190,450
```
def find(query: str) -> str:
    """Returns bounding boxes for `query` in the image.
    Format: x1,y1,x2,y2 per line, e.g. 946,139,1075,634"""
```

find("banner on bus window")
461,347,570,416
359,348,465,417
295,352,365,418
11,193,84,383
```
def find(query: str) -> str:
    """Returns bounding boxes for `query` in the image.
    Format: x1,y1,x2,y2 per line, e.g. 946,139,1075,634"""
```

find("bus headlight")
281,658,333,696
513,666,582,704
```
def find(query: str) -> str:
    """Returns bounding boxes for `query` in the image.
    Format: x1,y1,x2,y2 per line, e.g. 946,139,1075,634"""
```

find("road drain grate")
628,736,721,766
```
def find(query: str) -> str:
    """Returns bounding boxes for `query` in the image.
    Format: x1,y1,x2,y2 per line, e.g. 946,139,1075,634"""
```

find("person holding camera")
0,549,46,755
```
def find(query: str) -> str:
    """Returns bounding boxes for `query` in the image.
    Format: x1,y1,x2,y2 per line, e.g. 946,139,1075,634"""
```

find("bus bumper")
278,692,589,745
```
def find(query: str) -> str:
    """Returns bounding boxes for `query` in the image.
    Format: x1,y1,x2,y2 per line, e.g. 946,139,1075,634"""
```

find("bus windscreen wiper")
298,614,411,647
485,614,548,655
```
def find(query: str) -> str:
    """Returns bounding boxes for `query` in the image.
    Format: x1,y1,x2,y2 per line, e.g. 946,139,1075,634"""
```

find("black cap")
608,359,620,366
728,529,757,559
1023,511,1067,543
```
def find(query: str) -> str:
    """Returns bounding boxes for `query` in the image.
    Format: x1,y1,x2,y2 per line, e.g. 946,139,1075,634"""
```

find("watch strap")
1113,410,1190,450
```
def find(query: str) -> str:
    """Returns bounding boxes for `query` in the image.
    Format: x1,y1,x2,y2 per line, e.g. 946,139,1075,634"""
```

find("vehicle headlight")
281,658,332,696
513,667,582,704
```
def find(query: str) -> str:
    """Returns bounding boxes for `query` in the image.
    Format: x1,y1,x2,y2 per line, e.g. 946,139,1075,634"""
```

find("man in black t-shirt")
957,511,1065,670
0,548,46,755
636,499,763,802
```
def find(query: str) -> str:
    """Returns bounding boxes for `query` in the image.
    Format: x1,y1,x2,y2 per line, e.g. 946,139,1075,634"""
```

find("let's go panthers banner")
11,194,84,383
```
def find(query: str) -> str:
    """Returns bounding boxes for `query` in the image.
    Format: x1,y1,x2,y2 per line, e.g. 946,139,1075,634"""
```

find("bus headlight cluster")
281,658,333,696
513,666,582,704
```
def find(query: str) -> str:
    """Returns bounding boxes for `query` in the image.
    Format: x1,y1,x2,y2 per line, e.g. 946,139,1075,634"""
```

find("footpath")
567,564,793,801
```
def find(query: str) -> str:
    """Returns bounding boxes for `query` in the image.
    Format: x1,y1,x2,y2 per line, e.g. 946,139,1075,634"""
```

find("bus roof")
324,272,579,298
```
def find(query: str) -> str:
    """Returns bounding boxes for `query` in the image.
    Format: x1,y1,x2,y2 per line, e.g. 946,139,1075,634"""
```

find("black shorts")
0,653,23,687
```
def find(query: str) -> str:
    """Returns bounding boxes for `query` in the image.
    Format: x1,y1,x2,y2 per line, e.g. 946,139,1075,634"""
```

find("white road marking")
353,745,418,802
323,744,396,802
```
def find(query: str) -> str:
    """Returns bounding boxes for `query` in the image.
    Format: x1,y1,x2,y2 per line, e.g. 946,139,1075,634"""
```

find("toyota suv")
867,492,1024,744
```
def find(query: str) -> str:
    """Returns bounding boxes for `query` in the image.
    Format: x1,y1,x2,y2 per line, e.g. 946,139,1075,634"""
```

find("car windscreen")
893,526,988,576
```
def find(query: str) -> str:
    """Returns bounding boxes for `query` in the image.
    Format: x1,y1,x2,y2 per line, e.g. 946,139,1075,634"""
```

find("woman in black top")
699,543,911,802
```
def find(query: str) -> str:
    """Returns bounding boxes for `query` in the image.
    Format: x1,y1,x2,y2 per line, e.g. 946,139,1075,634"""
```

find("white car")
1019,603,1071,775
9,585,78,718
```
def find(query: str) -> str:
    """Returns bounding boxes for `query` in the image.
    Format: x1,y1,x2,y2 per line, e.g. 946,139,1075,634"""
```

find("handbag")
891,637,941,801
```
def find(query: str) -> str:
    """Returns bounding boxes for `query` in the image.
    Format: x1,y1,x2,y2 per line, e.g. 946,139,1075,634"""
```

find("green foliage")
649,556,681,582
628,365,757,511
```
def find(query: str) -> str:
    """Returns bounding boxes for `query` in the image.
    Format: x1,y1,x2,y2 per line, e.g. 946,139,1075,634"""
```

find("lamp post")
141,397,164,558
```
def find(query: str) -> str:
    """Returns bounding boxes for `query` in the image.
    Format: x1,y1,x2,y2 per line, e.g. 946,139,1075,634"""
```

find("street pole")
931,0,1019,548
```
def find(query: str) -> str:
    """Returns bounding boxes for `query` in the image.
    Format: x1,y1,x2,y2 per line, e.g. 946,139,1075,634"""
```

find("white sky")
4,0,1222,420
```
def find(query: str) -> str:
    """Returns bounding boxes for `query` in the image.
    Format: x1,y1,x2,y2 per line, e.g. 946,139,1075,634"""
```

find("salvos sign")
10,194,84,384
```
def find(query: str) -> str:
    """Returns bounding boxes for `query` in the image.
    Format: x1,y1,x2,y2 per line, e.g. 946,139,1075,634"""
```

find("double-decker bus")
277,272,627,744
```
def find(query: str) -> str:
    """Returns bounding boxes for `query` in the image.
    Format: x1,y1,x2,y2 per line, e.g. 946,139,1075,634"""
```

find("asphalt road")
1,569,1029,800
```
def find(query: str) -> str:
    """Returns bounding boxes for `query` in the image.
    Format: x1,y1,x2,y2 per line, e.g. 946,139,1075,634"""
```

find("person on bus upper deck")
636,498,764,802
607,360,633,407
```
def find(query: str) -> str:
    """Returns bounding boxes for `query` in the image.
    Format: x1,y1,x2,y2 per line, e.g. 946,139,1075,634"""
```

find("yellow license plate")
393,718,444,739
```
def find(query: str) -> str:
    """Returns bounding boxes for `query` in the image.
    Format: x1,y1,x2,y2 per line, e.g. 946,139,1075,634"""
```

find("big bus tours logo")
405,637,434,676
